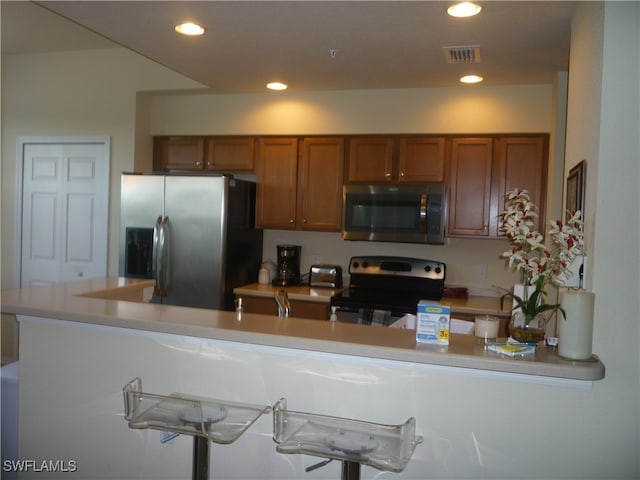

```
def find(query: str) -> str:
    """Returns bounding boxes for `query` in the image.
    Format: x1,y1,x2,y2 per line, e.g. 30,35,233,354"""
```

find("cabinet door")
448,138,493,236
257,138,298,229
205,137,255,171
153,136,205,171
494,136,548,235
239,295,329,320
347,137,394,183
297,137,345,231
398,137,446,182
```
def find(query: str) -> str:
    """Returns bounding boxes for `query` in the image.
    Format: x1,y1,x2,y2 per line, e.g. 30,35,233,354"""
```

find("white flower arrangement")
499,189,585,325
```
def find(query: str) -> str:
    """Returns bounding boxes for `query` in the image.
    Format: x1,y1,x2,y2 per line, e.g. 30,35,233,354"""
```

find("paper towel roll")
558,290,595,360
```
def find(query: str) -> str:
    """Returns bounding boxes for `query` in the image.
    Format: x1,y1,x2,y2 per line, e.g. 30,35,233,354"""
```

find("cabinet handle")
290,219,295,224
385,172,392,178
207,161,213,167
483,224,488,232
195,161,202,166
400,172,405,177
303,218,307,224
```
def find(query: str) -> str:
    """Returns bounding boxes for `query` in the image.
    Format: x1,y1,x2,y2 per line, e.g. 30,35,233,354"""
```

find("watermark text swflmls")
3,459,78,473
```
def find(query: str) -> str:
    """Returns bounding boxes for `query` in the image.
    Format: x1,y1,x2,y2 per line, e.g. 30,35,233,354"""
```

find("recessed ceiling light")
447,2,482,18
175,22,205,36
460,75,484,84
267,82,288,91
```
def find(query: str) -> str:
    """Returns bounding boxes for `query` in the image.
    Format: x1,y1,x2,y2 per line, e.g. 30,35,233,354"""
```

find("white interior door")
19,138,110,287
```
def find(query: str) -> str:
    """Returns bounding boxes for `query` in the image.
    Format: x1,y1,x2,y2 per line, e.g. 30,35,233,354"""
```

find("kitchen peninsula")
2,278,605,479
2,278,603,380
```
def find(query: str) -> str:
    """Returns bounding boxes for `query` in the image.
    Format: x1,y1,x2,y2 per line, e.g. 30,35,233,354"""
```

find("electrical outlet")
478,263,488,279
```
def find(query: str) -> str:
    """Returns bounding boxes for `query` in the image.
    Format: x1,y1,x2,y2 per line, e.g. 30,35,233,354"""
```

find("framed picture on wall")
566,160,586,215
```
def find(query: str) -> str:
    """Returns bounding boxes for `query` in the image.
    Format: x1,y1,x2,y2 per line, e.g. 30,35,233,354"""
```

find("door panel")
297,137,344,231
448,138,493,236
20,140,109,287
61,144,108,280
21,146,63,286
66,194,94,262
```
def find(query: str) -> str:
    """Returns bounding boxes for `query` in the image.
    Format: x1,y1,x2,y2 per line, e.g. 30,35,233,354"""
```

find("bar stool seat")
272,398,422,479
123,377,271,480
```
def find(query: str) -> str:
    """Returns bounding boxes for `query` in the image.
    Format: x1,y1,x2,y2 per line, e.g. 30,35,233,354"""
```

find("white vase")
558,290,595,360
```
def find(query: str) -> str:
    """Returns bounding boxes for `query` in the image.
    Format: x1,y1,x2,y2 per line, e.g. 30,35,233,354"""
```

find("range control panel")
348,256,445,281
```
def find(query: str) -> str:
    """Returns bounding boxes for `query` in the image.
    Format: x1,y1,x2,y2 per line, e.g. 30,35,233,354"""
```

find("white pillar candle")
558,290,595,360
474,315,500,343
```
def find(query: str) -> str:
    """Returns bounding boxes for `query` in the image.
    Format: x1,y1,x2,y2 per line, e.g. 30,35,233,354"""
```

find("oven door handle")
419,194,428,233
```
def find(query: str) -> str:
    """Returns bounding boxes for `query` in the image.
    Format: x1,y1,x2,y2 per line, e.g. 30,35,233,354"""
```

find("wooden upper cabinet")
297,137,345,231
154,136,205,171
447,134,549,238
494,136,548,235
347,136,446,183
256,138,298,229
347,137,394,182
153,136,256,172
448,138,494,237
205,137,255,171
398,136,446,182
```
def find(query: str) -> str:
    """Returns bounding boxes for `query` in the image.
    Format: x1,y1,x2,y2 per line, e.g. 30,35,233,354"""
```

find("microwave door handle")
152,216,162,296
420,194,428,233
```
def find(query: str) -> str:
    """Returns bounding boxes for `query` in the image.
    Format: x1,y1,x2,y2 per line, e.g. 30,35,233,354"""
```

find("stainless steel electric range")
330,256,446,326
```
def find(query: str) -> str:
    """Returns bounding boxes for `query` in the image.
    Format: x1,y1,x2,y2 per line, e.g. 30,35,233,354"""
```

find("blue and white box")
416,301,450,345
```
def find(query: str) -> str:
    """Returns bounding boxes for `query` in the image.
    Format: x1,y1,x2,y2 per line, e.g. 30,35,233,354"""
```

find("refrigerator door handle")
152,216,163,296
158,216,170,296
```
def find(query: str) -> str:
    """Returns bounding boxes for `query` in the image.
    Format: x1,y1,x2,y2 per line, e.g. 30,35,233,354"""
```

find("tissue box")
416,301,450,345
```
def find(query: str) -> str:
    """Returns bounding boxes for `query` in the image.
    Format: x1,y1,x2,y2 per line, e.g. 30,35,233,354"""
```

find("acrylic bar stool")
123,378,271,480
272,398,422,480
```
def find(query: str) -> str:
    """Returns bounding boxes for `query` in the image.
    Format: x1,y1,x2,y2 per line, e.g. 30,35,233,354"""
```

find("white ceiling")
1,1,577,94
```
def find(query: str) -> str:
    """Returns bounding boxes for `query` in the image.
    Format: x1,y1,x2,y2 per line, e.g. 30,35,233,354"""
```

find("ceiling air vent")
443,45,481,64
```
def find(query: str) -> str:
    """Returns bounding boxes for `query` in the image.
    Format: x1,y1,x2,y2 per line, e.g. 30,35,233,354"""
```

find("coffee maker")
272,244,301,286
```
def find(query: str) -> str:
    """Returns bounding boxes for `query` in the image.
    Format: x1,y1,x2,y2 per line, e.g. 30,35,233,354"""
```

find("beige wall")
149,84,553,135
565,2,640,473
1,43,560,293
0,48,203,288
148,84,559,293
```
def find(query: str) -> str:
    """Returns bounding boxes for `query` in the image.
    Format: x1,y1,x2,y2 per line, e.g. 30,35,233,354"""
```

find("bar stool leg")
192,436,210,480
341,460,360,480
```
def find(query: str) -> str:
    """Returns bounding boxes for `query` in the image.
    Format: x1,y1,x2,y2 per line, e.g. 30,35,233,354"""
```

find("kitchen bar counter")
1,278,604,381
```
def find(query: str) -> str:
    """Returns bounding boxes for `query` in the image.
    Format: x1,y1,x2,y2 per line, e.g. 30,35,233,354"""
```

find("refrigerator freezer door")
163,176,226,309
120,175,165,278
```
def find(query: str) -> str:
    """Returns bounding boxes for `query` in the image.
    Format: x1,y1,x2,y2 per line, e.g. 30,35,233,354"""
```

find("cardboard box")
416,301,450,345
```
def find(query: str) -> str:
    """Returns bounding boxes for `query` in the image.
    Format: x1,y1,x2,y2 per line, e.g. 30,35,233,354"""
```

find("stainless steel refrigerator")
119,173,263,310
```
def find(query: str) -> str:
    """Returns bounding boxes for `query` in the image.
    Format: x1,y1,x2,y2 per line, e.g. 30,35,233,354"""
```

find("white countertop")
1,278,604,381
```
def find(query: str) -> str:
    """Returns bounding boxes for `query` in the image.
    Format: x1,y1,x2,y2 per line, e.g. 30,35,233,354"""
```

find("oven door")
330,290,419,326
342,184,445,244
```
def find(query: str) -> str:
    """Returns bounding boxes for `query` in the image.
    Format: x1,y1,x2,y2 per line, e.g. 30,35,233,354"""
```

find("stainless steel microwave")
342,183,446,244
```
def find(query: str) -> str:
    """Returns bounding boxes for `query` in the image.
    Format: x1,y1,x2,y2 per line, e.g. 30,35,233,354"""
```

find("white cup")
258,268,270,285
474,315,500,344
